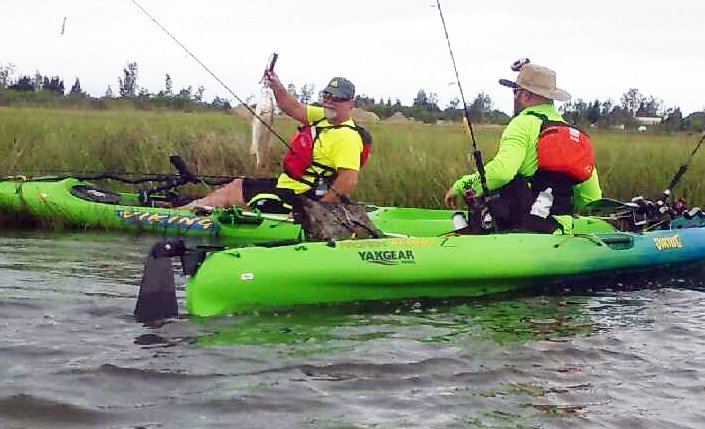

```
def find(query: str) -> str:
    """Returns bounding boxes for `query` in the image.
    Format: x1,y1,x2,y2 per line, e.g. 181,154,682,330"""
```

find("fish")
250,88,275,176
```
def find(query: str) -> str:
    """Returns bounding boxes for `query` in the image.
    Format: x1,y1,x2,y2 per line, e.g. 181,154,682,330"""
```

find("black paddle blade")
134,241,184,323
582,198,635,217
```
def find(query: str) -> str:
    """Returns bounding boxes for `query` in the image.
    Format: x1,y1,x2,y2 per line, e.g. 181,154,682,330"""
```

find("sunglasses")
321,92,350,103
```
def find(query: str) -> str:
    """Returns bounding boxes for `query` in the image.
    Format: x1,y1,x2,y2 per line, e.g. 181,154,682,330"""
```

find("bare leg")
183,178,247,209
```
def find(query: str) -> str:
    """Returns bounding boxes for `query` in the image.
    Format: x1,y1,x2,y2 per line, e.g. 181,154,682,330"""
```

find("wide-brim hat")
499,64,571,102
321,77,355,100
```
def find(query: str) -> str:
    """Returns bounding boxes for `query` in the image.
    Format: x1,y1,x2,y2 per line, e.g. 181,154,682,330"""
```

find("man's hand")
264,70,283,91
444,187,458,208
444,186,477,208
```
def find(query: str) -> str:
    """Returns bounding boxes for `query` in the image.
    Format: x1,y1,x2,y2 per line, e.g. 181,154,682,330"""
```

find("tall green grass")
2,106,704,207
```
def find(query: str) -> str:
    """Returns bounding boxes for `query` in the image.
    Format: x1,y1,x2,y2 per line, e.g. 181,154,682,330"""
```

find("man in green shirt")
444,62,602,233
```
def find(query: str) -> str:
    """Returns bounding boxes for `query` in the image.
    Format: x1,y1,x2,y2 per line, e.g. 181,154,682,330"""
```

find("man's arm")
321,168,358,202
265,70,307,124
573,168,603,211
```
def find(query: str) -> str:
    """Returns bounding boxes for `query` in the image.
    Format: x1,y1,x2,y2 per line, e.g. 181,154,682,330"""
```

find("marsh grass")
2,106,704,207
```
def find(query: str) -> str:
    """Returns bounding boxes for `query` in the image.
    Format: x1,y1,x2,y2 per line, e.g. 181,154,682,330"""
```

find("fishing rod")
434,0,494,231
3,157,237,186
129,0,292,150
660,131,705,204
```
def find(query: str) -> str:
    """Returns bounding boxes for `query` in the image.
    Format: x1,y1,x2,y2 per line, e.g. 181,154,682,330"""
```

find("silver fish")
250,88,275,176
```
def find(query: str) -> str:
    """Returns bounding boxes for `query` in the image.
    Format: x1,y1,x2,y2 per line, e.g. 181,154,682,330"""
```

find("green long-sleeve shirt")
452,103,602,211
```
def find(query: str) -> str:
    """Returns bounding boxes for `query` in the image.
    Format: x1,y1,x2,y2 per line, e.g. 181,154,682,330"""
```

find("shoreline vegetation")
2,105,705,208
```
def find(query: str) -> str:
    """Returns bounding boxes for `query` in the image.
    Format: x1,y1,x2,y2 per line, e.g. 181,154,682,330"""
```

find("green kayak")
0,177,458,242
183,217,705,317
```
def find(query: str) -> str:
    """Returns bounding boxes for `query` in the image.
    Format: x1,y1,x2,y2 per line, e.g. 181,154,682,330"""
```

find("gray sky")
3,0,704,115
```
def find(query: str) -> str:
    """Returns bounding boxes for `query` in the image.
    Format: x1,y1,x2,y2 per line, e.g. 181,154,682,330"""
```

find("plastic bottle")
530,187,554,219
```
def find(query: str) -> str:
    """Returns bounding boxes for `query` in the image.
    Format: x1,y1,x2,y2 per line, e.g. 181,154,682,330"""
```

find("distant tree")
643,96,663,117
118,62,139,97
69,77,83,95
587,99,601,124
194,85,205,102
413,89,428,106
412,89,440,112
661,107,684,131
684,112,704,132
428,92,439,108
468,92,493,121
164,73,172,95
42,76,64,95
601,99,614,118
34,71,43,90
0,63,15,88
211,96,231,110
620,88,644,116
447,97,460,110
177,85,192,99
299,83,315,104
354,94,375,106
9,75,34,91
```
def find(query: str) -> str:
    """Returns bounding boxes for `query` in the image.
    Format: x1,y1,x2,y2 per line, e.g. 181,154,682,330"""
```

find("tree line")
0,61,702,132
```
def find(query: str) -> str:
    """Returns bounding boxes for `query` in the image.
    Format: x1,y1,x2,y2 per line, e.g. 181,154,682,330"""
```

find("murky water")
2,230,705,428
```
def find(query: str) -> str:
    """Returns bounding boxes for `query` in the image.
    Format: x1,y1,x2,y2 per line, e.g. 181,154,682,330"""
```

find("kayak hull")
186,225,705,316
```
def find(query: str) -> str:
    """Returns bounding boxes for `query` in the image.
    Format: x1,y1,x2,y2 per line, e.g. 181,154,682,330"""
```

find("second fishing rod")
435,0,495,233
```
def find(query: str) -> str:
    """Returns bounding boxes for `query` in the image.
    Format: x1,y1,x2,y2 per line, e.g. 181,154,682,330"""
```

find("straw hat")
499,64,571,102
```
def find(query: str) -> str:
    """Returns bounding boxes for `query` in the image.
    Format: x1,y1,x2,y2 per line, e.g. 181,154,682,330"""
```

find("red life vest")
528,112,595,183
283,118,372,185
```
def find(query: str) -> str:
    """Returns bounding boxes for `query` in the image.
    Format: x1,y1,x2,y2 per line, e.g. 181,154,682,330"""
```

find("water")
2,231,705,428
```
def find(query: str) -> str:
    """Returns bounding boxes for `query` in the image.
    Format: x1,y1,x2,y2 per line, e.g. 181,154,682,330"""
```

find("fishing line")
434,0,490,199
129,0,291,149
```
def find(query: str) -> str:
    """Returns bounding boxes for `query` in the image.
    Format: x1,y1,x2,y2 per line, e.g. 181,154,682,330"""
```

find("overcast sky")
3,0,704,115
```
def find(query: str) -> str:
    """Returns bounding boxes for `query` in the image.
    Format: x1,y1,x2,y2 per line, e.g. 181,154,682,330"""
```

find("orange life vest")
528,112,595,183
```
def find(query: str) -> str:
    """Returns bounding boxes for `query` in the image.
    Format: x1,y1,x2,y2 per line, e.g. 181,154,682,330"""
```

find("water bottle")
530,187,553,219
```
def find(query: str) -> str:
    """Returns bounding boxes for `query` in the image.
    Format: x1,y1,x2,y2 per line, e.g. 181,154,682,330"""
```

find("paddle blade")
134,241,182,323
582,198,634,217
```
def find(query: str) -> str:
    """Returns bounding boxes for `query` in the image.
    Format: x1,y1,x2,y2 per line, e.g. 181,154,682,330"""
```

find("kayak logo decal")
653,235,682,251
358,249,415,265
115,210,217,232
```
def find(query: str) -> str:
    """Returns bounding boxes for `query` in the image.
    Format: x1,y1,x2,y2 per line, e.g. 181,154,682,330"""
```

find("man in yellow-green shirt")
444,62,602,233
185,74,364,211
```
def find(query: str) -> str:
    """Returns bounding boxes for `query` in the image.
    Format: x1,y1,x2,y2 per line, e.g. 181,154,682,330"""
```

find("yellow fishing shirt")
277,105,363,194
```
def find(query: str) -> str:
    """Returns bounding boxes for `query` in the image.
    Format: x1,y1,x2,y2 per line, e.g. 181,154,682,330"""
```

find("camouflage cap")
321,77,355,100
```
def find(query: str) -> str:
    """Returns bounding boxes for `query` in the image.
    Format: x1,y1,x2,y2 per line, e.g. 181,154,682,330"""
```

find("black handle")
169,155,198,184
268,53,278,72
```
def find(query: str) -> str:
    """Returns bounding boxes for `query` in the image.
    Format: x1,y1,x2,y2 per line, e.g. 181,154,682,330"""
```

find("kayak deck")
0,177,462,242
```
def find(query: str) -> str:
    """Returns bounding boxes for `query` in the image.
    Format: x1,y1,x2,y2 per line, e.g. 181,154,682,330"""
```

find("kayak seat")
70,184,121,205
